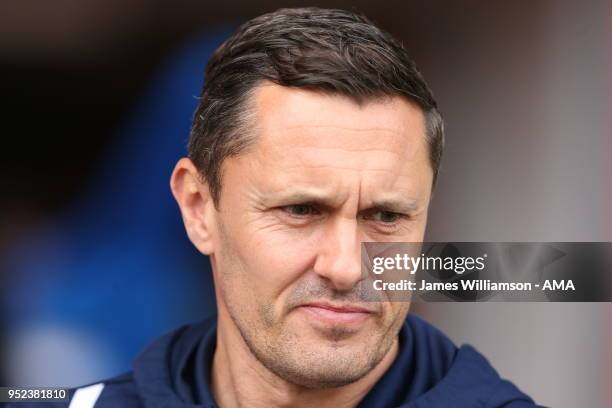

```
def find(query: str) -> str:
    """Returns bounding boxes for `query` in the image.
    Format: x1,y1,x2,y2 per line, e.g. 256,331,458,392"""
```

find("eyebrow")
265,188,337,207
264,189,421,213
369,198,420,214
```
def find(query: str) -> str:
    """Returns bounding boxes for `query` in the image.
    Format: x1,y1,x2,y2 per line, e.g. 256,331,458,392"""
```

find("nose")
313,217,363,292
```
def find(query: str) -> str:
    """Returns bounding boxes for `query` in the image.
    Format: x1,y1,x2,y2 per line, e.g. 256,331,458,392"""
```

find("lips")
298,301,375,325
301,302,375,314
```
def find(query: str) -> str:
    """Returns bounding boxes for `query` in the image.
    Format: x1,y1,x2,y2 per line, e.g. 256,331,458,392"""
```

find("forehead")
224,83,433,206
252,83,427,150
250,83,429,162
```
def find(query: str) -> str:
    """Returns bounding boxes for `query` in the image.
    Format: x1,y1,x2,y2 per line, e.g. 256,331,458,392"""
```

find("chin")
277,340,381,388
276,359,374,389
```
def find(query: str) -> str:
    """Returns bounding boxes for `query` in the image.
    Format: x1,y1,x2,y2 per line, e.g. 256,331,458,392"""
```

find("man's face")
206,84,433,388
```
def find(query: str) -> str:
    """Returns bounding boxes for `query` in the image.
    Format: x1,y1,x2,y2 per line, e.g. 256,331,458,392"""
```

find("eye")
372,210,402,223
363,209,406,225
282,204,320,217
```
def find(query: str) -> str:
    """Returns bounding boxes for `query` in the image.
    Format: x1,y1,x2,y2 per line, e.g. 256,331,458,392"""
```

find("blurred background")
0,1,609,407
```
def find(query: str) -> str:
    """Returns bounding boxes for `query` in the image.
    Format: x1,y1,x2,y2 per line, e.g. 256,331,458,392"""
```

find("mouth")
298,301,376,325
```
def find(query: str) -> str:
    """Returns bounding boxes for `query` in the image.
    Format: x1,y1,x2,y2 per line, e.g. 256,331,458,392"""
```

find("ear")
170,158,217,255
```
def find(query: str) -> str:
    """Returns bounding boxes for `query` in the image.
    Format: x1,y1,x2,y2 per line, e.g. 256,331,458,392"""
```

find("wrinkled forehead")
251,82,428,150
248,83,431,176
222,83,434,209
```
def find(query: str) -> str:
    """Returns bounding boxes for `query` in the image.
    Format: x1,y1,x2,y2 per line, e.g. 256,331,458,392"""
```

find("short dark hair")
188,7,444,207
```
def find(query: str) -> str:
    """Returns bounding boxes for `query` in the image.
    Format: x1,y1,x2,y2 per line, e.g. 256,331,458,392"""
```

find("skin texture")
170,82,434,408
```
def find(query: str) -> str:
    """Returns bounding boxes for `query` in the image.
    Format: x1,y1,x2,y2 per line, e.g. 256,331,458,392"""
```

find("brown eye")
371,210,402,223
284,204,319,216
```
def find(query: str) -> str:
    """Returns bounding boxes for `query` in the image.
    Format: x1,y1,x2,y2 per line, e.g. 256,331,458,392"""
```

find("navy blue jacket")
5,315,543,407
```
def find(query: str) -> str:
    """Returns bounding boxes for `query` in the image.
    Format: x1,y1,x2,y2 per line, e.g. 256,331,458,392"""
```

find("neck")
210,306,399,408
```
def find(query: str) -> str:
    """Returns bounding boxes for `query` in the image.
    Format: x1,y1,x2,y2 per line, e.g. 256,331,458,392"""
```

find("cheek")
221,217,321,303
392,302,410,320
380,302,410,334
